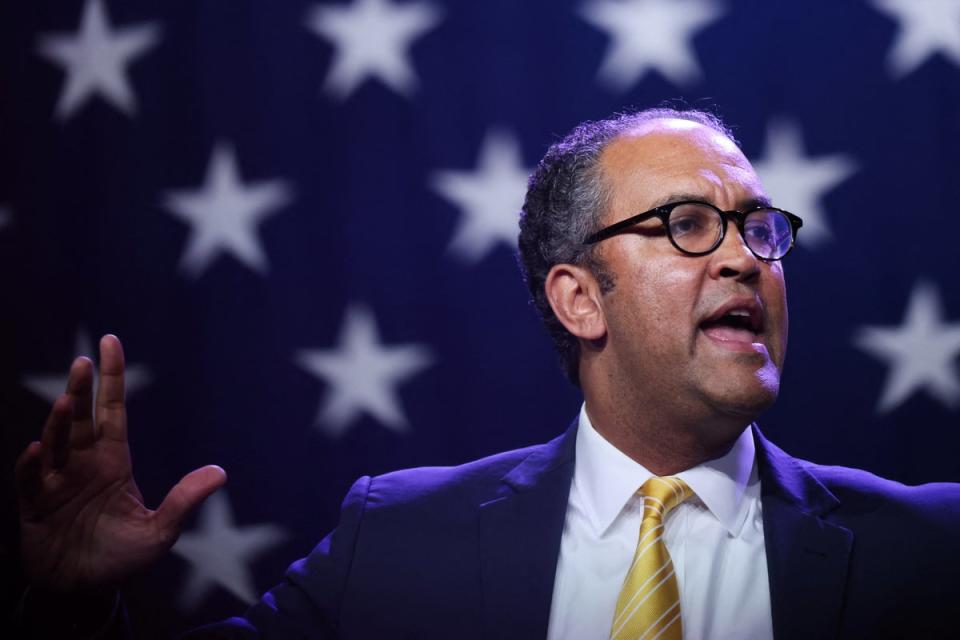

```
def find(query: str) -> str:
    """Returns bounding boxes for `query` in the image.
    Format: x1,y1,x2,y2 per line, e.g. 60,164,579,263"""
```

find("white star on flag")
750,120,857,248
430,129,531,263
870,0,960,78
22,330,152,404
172,491,286,610
36,0,161,120
164,144,294,279
854,281,960,413
305,0,442,99
579,0,723,90
295,304,434,437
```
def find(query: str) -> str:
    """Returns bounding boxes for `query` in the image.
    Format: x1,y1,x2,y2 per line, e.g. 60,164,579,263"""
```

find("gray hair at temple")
517,107,739,387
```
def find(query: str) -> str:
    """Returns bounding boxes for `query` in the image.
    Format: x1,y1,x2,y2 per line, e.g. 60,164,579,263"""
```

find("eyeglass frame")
581,199,804,261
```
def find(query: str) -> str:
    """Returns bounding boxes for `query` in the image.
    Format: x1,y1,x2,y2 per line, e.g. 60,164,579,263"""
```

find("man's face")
594,119,788,429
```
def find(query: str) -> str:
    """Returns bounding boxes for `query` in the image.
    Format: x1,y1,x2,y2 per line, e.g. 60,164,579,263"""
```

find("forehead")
598,119,765,216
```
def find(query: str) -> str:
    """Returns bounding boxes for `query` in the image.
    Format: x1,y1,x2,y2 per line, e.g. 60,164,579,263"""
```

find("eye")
744,210,793,257
668,215,705,237
745,220,773,245
667,205,715,238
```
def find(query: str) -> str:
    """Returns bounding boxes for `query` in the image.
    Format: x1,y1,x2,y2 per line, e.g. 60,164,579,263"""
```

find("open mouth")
700,303,764,346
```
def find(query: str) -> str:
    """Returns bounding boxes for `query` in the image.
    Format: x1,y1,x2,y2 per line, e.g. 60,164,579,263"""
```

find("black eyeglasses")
583,200,804,261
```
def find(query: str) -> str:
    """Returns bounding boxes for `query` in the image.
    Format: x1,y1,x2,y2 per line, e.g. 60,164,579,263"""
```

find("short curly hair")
517,107,738,387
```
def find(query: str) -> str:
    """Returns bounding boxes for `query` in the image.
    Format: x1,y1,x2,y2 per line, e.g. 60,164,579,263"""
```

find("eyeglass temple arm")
582,210,662,245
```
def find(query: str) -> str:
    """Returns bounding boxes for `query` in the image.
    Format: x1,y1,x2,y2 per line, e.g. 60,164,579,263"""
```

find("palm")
16,335,225,590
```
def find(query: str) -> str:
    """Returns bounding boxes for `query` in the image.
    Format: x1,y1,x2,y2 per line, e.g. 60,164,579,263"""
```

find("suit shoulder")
800,459,960,524
363,440,549,509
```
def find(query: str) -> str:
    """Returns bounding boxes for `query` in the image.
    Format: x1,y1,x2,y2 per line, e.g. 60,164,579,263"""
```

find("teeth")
728,309,750,317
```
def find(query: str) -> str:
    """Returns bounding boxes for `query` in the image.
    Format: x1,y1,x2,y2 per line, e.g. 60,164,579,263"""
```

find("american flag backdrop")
2,0,960,635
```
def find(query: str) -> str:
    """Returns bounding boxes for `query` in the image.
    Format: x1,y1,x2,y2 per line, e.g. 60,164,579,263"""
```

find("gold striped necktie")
610,476,693,640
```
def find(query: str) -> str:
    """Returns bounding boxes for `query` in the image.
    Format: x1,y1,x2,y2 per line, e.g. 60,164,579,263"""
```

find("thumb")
155,465,227,538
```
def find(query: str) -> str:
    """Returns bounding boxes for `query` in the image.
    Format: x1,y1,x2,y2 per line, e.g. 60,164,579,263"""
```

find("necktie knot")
639,476,692,524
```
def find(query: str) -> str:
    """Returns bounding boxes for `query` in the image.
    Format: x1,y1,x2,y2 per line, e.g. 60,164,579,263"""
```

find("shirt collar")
574,403,756,538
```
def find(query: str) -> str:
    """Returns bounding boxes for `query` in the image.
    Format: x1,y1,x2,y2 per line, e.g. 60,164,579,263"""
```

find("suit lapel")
477,422,853,638
478,422,577,640
754,426,853,640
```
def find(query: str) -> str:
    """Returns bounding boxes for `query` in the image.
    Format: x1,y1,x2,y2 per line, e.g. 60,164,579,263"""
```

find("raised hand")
15,334,226,591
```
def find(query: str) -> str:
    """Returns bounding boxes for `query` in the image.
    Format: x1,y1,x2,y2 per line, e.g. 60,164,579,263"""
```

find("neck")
582,389,749,475
577,346,759,474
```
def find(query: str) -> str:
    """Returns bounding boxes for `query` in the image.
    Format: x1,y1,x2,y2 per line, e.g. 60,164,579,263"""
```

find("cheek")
763,271,789,356
621,262,699,340
601,243,702,351
644,259,703,313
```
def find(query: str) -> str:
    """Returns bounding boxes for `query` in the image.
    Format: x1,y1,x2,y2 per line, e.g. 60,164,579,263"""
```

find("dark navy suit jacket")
189,423,960,639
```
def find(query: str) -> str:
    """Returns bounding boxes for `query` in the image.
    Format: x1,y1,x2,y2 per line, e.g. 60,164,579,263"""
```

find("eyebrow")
651,192,774,210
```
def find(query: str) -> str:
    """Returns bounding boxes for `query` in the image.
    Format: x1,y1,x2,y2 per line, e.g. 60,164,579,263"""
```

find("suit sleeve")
181,476,372,640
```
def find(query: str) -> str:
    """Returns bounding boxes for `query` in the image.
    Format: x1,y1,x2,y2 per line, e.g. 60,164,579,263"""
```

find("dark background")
2,0,958,636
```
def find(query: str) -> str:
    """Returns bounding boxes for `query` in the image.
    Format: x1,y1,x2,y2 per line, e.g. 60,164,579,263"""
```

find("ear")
545,263,606,341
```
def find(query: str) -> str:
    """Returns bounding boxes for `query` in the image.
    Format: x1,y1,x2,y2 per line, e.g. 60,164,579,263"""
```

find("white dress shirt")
546,405,773,640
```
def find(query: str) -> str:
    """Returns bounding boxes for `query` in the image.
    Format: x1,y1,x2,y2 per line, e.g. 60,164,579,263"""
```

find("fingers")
155,466,227,539
21,356,92,489
95,334,127,442
66,356,96,448
40,394,75,470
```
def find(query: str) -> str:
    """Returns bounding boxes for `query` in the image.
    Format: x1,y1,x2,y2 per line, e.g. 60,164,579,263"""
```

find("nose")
708,221,761,282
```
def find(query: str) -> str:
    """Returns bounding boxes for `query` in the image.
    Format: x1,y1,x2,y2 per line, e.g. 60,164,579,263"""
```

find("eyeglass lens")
666,203,792,259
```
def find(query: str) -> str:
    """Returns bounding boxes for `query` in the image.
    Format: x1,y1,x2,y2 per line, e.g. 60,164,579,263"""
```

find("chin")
706,367,781,423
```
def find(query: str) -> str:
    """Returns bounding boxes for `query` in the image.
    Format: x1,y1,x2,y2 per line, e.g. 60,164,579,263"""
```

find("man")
15,108,960,638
